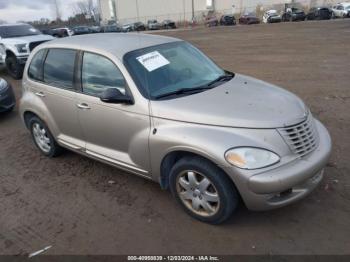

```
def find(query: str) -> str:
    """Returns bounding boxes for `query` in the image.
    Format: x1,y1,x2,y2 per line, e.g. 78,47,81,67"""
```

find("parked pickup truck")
0,23,53,79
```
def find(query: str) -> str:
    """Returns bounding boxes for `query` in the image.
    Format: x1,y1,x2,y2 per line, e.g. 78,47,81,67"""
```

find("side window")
43,48,76,89
28,49,46,81
82,52,127,97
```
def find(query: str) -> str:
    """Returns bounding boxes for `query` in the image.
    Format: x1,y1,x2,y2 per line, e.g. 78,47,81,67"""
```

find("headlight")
225,147,280,170
0,44,5,55
15,44,28,53
0,78,9,92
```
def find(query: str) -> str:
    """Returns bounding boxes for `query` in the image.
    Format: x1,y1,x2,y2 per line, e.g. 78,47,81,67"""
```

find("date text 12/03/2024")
127,256,220,261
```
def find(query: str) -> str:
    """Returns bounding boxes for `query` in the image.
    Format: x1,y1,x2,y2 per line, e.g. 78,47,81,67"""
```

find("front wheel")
5,55,23,80
169,156,239,224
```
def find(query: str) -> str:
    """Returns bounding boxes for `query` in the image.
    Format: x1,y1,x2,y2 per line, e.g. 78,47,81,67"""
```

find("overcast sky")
0,0,88,23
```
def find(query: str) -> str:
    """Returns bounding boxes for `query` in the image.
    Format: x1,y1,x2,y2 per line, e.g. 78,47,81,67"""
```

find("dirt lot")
0,19,349,255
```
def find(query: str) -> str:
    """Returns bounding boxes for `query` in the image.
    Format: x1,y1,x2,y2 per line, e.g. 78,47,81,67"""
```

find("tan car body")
20,34,332,211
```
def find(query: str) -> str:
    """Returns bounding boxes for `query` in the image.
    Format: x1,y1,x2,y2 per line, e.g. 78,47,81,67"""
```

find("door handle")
35,92,45,97
77,103,91,110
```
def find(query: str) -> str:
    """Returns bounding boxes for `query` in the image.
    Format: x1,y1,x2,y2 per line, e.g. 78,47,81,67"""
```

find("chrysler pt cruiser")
19,34,332,224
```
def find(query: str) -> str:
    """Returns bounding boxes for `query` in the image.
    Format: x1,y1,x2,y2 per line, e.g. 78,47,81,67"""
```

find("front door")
76,52,151,177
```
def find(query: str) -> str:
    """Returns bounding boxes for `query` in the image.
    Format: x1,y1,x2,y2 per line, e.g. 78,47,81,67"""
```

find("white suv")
0,23,53,79
332,3,350,18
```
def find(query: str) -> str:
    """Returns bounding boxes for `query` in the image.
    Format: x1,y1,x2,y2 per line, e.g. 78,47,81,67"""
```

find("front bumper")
0,54,5,64
0,86,16,112
223,119,332,211
269,17,282,23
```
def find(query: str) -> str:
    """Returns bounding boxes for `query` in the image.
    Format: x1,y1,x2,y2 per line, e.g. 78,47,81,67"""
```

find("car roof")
39,33,180,59
0,23,29,27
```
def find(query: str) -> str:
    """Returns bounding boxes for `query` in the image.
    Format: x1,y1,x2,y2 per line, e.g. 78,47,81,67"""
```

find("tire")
169,156,239,224
28,116,63,157
5,55,24,80
6,106,14,112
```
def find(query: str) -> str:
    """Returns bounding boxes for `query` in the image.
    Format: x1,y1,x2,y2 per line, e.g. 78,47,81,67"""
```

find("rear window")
43,49,76,89
28,49,46,81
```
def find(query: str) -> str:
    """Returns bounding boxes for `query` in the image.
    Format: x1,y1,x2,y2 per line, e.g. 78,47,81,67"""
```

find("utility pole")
53,0,61,21
191,0,194,22
183,0,186,24
136,0,140,22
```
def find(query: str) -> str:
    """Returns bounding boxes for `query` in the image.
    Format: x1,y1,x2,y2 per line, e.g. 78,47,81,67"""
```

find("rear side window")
28,49,46,81
82,52,126,96
43,48,76,89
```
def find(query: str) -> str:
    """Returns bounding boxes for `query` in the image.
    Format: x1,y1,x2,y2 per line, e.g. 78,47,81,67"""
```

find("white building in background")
98,0,339,24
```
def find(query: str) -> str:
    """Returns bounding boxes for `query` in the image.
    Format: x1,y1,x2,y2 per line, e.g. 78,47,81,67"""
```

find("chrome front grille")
278,114,319,157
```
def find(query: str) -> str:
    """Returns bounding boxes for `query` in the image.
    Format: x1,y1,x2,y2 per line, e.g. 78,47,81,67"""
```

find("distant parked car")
89,26,102,33
52,27,73,38
282,8,306,22
41,28,54,36
0,23,53,79
133,22,146,31
103,24,122,33
331,3,350,18
162,20,177,29
147,20,162,30
306,7,332,20
0,78,15,113
239,14,260,25
122,23,134,32
262,10,282,23
219,15,236,25
205,16,219,27
72,26,90,35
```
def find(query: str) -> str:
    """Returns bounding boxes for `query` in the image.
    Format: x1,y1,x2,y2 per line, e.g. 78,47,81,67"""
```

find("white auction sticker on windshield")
136,51,169,72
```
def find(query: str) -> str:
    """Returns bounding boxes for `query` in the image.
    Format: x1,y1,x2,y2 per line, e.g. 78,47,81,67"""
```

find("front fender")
149,118,291,184
5,45,19,57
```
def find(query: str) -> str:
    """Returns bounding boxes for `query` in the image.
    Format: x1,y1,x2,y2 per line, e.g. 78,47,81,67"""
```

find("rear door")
28,48,84,150
76,51,151,177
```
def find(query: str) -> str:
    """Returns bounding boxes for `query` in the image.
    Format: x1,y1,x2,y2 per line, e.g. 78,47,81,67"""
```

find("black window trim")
77,50,134,100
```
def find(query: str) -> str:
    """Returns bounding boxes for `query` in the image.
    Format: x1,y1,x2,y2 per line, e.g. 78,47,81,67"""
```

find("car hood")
150,74,308,128
1,34,54,45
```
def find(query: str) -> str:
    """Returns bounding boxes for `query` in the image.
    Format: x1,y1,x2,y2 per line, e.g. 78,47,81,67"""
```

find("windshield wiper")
154,86,213,100
206,71,234,87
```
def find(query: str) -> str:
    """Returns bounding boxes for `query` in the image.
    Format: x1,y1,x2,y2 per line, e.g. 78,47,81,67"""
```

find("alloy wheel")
32,123,51,153
176,170,220,217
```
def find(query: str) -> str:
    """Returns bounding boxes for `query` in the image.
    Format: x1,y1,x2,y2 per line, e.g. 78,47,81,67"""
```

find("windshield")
124,41,228,100
0,24,40,38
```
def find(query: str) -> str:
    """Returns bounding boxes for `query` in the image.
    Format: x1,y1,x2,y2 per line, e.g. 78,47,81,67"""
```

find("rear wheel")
169,156,238,224
5,55,23,80
28,116,63,157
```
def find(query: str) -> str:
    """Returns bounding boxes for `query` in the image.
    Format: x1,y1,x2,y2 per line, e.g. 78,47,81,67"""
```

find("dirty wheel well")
23,111,38,129
6,50,15,58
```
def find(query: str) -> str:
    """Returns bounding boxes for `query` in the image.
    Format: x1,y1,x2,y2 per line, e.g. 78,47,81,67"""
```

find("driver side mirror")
100,88,134,105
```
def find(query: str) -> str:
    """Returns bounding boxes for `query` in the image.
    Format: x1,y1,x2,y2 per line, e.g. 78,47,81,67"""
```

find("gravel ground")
0,19,349,255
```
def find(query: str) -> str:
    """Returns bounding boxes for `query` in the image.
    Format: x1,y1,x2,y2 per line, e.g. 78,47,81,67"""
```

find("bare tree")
73,0,99,21
53,0,62,21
